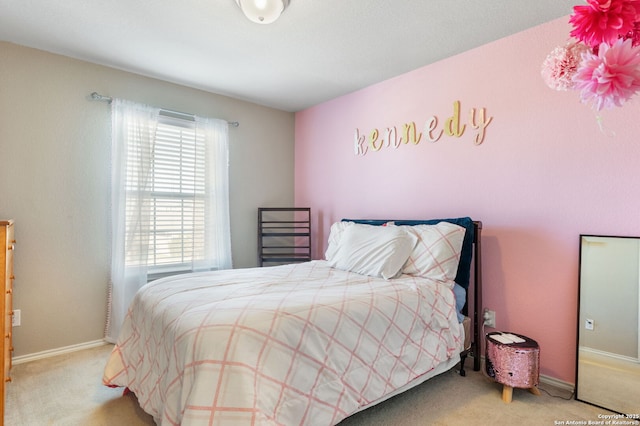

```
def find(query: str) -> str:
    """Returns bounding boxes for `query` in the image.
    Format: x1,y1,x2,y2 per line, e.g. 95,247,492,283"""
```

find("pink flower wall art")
569,0,640,48
542,0,640,110
573,38,640,110
541,42,590,91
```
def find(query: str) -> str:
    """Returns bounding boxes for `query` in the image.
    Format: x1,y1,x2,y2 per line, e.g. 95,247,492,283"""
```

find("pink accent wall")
294,16,640,384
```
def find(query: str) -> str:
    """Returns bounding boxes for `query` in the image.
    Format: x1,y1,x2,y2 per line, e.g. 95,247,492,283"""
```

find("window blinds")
125,115,208,274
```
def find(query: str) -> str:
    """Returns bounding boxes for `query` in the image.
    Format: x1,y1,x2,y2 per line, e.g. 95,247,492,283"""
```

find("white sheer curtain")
194,115,233,272
105,99,232,342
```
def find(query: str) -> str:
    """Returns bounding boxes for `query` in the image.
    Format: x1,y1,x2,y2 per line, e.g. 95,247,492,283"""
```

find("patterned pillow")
401,222,466,283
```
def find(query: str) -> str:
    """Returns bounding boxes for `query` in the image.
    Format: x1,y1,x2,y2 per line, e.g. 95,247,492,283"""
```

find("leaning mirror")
576,235,640,413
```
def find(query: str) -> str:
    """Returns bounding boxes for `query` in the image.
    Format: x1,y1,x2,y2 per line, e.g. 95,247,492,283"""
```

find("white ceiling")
0,0,575,112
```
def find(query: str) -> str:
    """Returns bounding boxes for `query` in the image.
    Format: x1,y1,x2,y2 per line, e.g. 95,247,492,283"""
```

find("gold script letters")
354,101,493,156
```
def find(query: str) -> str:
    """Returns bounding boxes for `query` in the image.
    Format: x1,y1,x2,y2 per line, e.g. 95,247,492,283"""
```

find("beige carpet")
6,343,609,425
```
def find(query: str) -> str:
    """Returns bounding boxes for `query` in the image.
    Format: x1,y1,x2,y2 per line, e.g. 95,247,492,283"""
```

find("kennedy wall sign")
354,101,493,156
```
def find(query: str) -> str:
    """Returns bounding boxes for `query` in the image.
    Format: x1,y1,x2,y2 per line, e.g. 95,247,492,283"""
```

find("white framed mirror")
576,235,640,413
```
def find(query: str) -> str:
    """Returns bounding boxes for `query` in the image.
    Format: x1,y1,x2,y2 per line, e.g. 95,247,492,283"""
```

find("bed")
103,217,482,425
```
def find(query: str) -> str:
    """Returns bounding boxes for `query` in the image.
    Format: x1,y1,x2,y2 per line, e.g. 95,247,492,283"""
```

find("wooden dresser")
0,220,14,423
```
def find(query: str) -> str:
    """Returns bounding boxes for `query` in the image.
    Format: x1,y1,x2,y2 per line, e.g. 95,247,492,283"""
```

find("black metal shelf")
258,208,311,266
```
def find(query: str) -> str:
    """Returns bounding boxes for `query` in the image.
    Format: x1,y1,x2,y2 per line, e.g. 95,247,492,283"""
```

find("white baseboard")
579,345,640,364
12,339,109,365
540,374,574,393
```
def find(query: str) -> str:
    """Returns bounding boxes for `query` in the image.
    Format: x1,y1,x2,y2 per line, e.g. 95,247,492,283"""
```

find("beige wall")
0,42,295,357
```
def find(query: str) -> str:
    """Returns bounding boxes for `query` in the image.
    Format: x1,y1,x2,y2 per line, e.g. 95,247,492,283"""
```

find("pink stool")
485,332,541,403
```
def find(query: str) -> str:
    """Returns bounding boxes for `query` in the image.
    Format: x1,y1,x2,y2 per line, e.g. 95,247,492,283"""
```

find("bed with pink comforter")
103,260,464,425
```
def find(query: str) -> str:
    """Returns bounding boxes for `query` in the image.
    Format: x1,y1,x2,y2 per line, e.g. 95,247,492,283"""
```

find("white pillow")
325,221,354,262
328,224,417,279
402,222,466,283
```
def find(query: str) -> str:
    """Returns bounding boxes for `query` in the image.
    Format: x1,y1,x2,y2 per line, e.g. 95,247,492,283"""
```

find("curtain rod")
89,92,239,128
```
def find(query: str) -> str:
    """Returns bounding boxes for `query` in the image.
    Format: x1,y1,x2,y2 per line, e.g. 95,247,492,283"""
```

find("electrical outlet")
585,318,594,330
12,309,21,327
483,308,496,328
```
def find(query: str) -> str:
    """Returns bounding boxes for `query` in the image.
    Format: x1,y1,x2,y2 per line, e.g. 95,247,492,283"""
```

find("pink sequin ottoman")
485,332,541,403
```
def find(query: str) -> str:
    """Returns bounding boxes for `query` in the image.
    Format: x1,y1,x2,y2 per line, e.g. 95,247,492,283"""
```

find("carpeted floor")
5,343,613,425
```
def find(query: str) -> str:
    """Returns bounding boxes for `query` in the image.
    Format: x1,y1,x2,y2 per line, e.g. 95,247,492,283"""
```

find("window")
107,98,232,342
124,114,213,277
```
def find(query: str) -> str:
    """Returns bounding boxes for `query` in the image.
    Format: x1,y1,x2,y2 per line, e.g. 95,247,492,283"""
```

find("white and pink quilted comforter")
103,260,463,426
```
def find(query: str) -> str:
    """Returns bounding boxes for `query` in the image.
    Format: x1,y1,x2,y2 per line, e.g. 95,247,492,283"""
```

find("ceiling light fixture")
234,0,289,24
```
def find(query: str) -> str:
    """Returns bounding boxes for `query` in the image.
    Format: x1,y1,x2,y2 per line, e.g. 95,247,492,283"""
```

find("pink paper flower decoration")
573,38,640,110
542,42,590,90
622,21,640,46
569,0,640,48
